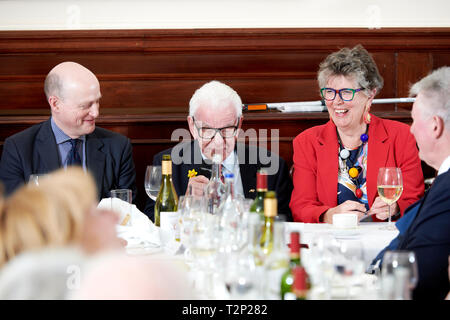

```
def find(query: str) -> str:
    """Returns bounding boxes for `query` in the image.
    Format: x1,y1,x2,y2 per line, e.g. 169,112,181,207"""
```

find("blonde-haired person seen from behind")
0,167,124,299
0,167,123,267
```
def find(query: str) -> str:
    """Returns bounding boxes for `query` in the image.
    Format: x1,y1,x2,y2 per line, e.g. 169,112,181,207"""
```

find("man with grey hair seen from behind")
371,66,450,300
144,80,293,221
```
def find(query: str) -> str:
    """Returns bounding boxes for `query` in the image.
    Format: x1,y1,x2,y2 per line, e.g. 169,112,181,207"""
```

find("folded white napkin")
97,198,161,247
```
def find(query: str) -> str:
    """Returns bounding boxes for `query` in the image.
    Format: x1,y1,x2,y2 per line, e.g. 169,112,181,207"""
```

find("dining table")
121,218,399,300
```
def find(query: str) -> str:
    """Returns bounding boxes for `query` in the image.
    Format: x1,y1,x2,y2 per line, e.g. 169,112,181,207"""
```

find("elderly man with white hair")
144,80,293,221
371,66,450,300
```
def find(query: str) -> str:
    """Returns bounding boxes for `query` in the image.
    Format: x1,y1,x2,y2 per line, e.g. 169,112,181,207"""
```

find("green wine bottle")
260,191,277,257
154,154,179,240
280,232,310,300
249,169,268,219
292,266,309,300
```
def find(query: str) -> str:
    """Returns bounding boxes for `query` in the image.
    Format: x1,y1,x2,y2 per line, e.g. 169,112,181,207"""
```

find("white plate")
126,244,162,255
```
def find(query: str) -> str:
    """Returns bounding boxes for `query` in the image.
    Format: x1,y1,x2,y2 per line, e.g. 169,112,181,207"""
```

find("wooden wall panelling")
397,52,433,103
1,28,449,210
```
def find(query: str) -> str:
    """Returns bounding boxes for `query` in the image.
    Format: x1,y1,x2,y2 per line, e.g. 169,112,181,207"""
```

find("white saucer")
332,228,361,239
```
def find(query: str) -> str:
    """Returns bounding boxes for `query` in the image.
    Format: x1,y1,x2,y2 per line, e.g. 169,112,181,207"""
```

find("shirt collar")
50,117,86,144
200,148,237,172
438,155,450,175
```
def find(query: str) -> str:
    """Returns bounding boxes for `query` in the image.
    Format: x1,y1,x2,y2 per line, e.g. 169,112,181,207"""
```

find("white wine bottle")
154,154,179,241
260,191,277,257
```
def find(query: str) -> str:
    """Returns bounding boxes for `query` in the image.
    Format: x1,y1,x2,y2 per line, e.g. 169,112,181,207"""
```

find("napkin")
97,198,161,247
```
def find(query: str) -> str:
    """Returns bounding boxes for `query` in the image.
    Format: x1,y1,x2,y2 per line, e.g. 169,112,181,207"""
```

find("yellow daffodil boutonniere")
188,169,198,178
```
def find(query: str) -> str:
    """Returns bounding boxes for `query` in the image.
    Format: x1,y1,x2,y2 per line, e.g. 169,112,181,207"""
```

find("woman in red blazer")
290,45,424,223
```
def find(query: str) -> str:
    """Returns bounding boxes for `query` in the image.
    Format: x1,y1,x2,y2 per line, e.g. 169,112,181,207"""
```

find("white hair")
0,247,86,300
189,80,242,117
69,251,195,300
410,66,450,126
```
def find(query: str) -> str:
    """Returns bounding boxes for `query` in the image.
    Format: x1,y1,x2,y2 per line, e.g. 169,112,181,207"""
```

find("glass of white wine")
144,165,162,201
377,167,403,230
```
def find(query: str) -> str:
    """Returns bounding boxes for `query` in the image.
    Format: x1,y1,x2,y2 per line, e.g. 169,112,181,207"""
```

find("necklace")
337,126,369,199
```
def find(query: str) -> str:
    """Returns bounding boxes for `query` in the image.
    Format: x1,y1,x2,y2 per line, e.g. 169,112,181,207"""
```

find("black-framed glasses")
320,87,364,101
192,117,239,139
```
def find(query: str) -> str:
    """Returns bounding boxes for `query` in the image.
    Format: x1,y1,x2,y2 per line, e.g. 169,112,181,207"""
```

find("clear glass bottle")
230,213,265,299
154,154,179,240
249,169,268,219
218,173,241,252
263,220,289,299
205,154,225,215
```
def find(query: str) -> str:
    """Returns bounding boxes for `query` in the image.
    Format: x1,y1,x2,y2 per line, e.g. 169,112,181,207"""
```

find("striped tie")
220,164,225,183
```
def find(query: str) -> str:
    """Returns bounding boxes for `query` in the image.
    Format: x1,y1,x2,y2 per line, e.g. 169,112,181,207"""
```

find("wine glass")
144,165,162,201
332,239,365,299
190,213,220,298
377,167,403,230
111,189,159,251
381,250,418,300
179,195,203,267
29,174,46,186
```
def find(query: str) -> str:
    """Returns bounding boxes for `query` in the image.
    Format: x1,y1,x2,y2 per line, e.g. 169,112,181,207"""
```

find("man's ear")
48,96,59,113
187,116,197,139
237,114,244,129
432,115,445,139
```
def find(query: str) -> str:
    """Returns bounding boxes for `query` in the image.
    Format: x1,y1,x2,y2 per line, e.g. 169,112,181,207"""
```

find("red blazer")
290,115,425,223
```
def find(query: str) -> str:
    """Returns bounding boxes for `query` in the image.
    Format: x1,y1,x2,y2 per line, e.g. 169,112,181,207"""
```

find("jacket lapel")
85,130,106,197
35,119,61,173
366,116,390,206
316,121,339,206
237,144,258,198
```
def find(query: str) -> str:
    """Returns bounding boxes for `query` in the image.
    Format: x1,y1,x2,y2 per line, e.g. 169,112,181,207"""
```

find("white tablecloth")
284,222,399,268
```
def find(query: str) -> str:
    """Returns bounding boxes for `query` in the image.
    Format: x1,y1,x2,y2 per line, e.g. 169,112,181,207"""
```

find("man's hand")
186,175,209,197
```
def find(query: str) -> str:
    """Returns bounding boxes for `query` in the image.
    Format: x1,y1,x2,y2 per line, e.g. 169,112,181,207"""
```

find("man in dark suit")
144,80,293,221
371,67,450,300
0,62,136,201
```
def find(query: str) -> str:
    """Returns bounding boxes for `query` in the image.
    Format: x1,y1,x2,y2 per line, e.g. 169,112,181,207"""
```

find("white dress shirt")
201,150,245,198
437,155,450,176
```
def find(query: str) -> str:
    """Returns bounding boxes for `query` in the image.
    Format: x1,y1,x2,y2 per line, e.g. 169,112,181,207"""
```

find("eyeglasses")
320,87,364,101
192,117,239,139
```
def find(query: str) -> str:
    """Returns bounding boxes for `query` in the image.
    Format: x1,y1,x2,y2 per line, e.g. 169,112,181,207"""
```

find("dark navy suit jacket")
396,169,450,300
144,140,293,222
0,118,137,201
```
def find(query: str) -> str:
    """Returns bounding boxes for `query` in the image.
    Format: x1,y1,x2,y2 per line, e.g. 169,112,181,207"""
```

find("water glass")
381,250,418,300
110,189,132,226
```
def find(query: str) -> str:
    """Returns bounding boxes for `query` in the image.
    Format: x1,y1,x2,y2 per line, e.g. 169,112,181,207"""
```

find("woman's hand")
369,197,398,220
322,200,367,224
